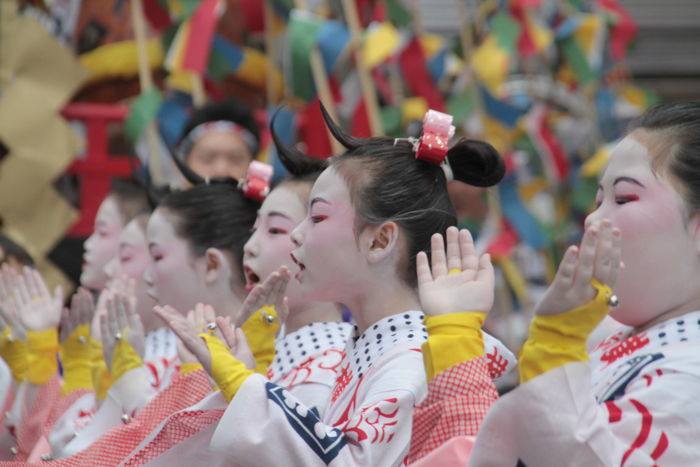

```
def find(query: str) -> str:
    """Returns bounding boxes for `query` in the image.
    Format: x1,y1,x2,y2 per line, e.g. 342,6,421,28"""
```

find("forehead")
260,185,307,222
120,219,146,245
146,209,178,242
601,135,655,183
192,131,249,154
97,196,123,225
309,167,352,204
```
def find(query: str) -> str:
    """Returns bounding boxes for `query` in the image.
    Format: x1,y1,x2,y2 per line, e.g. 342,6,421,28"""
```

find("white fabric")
210,311,429,466
51,328,178,458
136,321,352,466
470,309,700,466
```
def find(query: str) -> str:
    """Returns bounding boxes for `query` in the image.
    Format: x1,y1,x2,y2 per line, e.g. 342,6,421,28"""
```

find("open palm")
418,227,495,316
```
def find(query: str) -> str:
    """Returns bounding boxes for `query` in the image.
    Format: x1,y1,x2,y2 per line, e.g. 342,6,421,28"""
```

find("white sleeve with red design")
469,358,700,466
56,366,158,457
210,352,426,466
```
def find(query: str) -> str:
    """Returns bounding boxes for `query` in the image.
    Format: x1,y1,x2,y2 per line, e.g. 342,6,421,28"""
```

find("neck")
285,302,343,334
214,291,245,324
344,278,421,334
635,294,700,333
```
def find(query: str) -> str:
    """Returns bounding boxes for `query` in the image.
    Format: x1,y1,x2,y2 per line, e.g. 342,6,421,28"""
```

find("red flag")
351,98,372,138
141,0,172,31
239,0,264,32
487,221,519,257
511,3,537,57
399,38,445,111
182,0,221,74
598,0,638,60
299,99,332,156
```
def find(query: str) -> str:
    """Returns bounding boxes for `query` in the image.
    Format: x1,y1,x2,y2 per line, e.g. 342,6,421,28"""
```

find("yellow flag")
363,22,400,69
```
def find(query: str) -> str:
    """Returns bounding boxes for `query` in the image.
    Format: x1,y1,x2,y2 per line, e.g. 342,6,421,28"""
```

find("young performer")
81,180,150,291
176,98,261,181
464,102,700,465
121,119,354,466
170,106,506,465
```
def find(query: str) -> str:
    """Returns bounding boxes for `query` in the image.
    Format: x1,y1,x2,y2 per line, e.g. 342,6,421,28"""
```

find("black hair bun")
447,139,505,187
179,98,260,150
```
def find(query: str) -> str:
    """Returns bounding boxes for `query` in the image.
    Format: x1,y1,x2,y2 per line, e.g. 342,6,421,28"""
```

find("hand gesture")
534,219,621,316
154,304,215,373
234,267,291,327
100,293,145,369
216,315,255,370
60,288,95,342
12,267,63,331
175,304,220,364
417,226,495,315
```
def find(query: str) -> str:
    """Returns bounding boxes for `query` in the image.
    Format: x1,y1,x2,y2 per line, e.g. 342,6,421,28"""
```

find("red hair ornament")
416,110,456,165
239,161,273,202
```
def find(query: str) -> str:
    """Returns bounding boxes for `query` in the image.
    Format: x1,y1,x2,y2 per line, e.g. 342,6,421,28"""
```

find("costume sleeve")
60,324,94,395
470,360,700,466
52,340,157,458
240,306,280,374
0,328,27,381
210,352,425,466
421,312,486,381
407,312,498,464
519,283,611,383
26,329,59,385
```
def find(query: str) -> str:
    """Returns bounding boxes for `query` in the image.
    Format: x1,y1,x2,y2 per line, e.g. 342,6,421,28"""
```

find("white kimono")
209,311,430,466
50,327,179,458
124,321,354,466
471,309,700,466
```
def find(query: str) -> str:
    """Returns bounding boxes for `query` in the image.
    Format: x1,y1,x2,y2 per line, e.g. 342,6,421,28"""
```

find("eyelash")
615,195,639,205
268,228,288,235
311,215,327,224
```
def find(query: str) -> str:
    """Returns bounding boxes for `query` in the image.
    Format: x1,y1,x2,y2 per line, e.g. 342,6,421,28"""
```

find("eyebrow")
599,176,645,190
267,211,293,220
310,197,330,208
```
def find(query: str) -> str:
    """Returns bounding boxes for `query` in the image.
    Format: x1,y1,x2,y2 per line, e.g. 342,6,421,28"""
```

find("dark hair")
0,235,34,267
630,102,700,214
109,178,151,224
275,103,505,287
270,108,326,189
179,98,260,155
158,184,259,284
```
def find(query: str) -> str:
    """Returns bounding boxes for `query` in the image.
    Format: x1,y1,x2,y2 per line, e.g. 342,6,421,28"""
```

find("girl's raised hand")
216,315,255,370
60,287,95,342
154,304,214,373
417,226,495,316
100,293,145,369
234,267,290,327
13,267,63,331
534,219,622,316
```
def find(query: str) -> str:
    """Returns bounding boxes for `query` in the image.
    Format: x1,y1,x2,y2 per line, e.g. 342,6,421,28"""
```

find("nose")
143,265,154,286
290,223,305,248
84,233,96,252
243,232,259,258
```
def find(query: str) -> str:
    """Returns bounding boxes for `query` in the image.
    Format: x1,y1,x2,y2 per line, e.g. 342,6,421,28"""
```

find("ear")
365,221,401,264
203,248,230,284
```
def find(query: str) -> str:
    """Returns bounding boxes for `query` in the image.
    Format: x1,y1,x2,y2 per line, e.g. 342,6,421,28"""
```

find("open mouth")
290,253,306,281
244,266,261,292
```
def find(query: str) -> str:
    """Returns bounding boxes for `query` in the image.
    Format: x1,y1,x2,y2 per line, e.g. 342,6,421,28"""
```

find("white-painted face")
82,196,124,290
586,131,700,327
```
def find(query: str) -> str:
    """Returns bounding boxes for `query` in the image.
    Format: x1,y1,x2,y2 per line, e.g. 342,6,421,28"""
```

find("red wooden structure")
61,103,139,237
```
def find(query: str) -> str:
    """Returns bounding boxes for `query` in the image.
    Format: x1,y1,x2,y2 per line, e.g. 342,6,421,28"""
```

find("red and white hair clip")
239,161,273,202
394,109,456,181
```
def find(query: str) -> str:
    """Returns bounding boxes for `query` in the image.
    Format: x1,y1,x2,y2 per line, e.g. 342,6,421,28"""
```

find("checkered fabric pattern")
15,375,62,460
48,369,212,466
122,409,225,465
41,388,93,438
406,357,498,464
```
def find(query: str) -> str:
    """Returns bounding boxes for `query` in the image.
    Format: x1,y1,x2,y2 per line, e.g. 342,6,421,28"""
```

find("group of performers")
0,99,699,466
